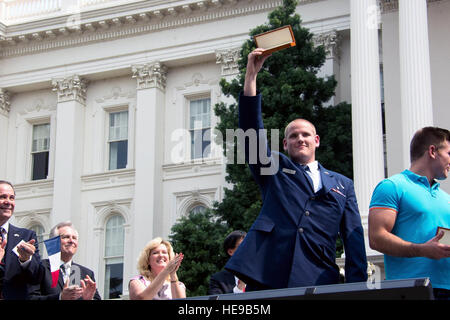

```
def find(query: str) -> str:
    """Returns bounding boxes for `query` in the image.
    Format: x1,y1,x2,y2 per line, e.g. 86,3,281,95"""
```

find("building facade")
0,0,448,298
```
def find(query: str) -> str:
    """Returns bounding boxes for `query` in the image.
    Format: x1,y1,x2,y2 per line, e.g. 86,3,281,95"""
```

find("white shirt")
233,276,245,293
1,221,9,235
303,161,322,193
60,260,72,283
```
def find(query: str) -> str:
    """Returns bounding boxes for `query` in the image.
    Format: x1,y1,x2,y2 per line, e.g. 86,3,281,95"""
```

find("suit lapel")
319,164,335,195
290,161,315,194
5,224,22,264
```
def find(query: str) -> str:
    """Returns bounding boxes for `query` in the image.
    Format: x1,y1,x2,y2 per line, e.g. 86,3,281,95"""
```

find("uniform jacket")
225,93,367,289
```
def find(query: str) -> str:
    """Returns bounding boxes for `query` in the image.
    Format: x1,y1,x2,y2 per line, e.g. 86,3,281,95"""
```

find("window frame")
104,106,130,172
103,214,125,300
186,94,212,161
30,122,51,181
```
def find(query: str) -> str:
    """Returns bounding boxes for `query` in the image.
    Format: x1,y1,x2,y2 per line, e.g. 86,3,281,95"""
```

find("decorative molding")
215,47,241,76
52,74,89,104
162,158,223,181
171,72,219,105
81,168,135,191
94,86,136,103
379,0,444,13
131,62,168,90
17,97,57,116
174,187,217,217
312,29,341,60
0,89,11,116
13,209,51,231
13,179,55,199
0,0,289,58
92,197,133,228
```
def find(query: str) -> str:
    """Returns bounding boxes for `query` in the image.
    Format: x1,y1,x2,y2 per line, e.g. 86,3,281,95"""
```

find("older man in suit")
29,221,101,300
225,48,367,291
0,180,43,299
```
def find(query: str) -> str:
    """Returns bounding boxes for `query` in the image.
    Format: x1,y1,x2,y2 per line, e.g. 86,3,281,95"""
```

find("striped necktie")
0,227,6,243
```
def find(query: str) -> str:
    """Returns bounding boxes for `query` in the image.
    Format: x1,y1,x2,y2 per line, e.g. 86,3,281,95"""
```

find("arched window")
29,224,46,257
189,204,207,215
104,215,125,299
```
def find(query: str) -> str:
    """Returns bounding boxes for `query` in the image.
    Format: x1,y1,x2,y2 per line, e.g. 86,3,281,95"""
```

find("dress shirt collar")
303,161,319,173
1,221,9,234
60,260,72,269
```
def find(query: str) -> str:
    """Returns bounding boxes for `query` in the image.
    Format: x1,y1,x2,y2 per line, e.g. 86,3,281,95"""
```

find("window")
189,205,207,215
104,215,125,299
31,123,50,180
108,111,128,170
189,98,211,159
29,224,46,257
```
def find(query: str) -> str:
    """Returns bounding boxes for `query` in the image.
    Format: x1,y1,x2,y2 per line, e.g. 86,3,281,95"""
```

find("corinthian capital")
216,47,241,76
52,75,88,104
313,30,341,60
0,89,11,116
132,62,168,90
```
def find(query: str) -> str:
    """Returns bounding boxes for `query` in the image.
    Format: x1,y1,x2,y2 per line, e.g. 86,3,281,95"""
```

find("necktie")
0,227,5,243
0,227,6,263
60,264,69,283
302,165,314,191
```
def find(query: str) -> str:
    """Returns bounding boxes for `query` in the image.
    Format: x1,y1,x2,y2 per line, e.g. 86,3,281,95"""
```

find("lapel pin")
14,234,20,237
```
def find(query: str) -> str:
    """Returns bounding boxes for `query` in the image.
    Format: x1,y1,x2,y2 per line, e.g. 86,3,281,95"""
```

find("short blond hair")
284,119,317,138
137,237,175,281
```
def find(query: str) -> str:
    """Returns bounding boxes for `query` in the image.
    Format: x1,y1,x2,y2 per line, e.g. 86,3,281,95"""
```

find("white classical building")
0,0,448,298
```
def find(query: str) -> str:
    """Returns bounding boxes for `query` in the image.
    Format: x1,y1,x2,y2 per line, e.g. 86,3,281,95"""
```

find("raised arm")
243,48,271,97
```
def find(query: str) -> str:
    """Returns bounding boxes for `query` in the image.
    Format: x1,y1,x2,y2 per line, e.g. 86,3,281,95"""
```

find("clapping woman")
129,237,185,300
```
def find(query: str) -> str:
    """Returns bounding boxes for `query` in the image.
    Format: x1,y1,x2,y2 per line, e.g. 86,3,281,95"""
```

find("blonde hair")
137,237,175,281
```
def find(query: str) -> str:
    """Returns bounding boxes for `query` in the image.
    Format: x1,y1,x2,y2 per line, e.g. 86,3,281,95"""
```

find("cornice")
379,0,445,13
0,0,289,58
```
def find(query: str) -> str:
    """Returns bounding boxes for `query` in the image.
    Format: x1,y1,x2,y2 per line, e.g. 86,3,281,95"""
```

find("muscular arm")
369,208,450,259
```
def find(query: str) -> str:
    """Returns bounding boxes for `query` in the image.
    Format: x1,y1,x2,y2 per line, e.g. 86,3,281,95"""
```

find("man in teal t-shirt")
369,126,450,300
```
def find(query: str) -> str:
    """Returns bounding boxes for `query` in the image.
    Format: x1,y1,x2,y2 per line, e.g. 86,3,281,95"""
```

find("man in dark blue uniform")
225,48,367,291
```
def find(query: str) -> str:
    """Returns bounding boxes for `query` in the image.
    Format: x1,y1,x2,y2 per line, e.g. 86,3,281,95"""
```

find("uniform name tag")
282,168,296,175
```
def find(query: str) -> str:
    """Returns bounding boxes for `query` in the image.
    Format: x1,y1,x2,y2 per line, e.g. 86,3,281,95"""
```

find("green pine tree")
170,0,351,296
169,209,229,297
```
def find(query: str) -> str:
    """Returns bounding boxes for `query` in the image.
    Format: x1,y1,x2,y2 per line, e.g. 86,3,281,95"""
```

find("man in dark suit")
0,180,43,300
208,230,246,295
29,221,101,300
225,48,367,291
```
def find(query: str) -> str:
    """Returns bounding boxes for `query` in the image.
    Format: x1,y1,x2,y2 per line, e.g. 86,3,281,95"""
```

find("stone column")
313,30,342,106
0,89,11,178
215,47,241,161
51,75,88,226
350,0,385,255
399,0,433,166
131,62,167,264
